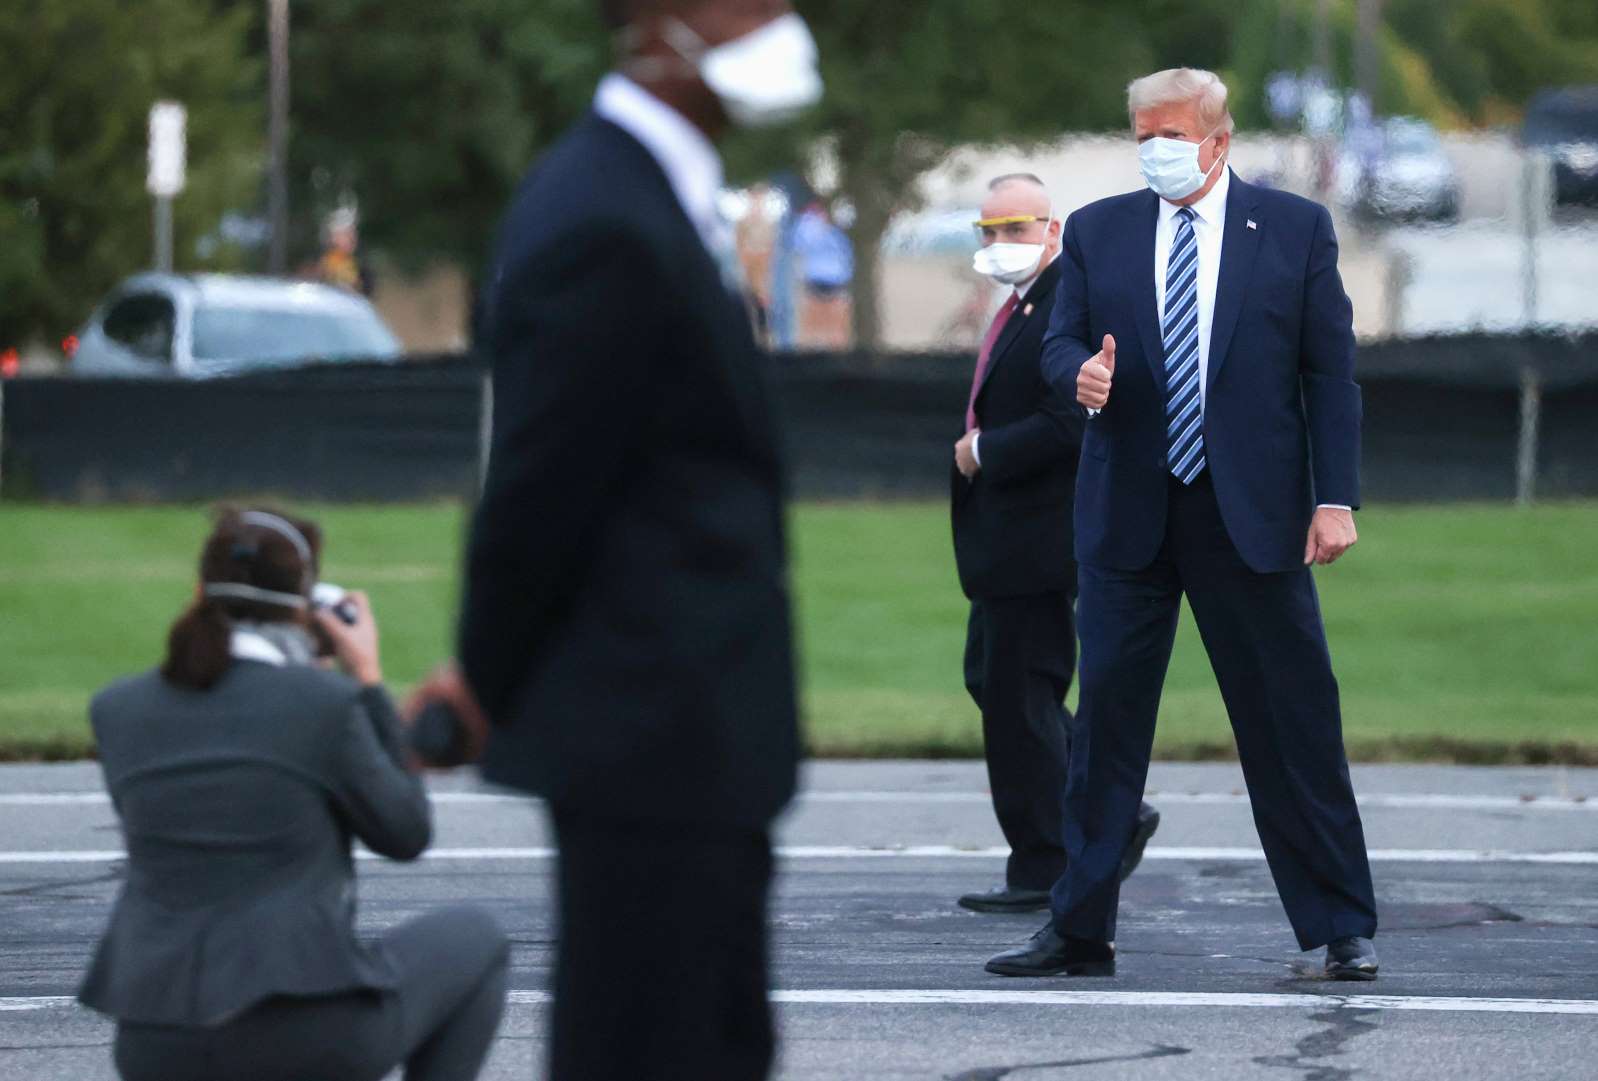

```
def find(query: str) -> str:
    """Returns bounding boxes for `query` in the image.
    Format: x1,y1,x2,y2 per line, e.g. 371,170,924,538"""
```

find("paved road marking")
7,990,1597,1016
6,786,1591,812
804,792,1598,812
2,790,1592,811
3,846,1595,866
0,997,76,1012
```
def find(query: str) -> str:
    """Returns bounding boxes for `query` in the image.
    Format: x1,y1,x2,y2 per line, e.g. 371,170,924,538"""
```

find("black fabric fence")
0,359,486,503
2,333,1594,504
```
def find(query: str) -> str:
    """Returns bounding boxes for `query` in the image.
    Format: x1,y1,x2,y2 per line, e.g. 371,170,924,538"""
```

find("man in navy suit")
445,1,822,1077
951,174,1160,915
986,68,1379,981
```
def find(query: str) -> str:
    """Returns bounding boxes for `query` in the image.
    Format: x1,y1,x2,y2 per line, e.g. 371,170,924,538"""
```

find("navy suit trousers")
964,591,1075,890
1052,471,1378,950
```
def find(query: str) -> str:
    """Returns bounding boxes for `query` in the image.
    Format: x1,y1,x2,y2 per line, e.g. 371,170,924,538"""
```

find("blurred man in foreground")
437,1,821,1077
987,68,1378,981
951,174,1159,915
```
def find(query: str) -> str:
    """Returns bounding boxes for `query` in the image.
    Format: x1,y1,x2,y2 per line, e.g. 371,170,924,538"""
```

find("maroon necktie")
967,292,1020,430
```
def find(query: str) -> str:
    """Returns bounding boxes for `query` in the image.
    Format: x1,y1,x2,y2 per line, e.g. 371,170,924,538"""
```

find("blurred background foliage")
3,0,1598,345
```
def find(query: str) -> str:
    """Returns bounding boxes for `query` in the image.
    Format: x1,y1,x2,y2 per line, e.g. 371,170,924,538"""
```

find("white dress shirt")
1154,165,1229,411
593,73,727,258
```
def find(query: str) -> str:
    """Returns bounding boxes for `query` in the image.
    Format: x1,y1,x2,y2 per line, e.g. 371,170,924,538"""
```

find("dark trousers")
1051,472,1378,950
550,808,775,1081
964,592,1076,890
113,906,509,1081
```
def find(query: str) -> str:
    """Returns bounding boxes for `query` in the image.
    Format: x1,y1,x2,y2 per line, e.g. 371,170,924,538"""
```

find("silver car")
70,273,402,378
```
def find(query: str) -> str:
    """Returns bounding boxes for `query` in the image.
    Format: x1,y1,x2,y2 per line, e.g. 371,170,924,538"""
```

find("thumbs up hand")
1077,334,1117,410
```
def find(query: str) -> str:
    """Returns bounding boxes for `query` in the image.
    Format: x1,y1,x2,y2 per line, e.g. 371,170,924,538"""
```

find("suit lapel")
1129,191,1165,391
974,260,1059,404
1206,172,1261,387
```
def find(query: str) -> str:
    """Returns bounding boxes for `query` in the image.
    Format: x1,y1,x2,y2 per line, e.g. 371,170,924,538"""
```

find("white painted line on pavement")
3,846,1596,866
0,794,109,805
2,789,1593,810
767,990,1598,1016
6,990,1597,1017
806,792,1598,811
0,996,76,1012
1150,792,1597,812
0,851,125,864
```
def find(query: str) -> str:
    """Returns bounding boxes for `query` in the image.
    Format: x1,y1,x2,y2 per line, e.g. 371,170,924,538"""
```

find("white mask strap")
203,582,309,610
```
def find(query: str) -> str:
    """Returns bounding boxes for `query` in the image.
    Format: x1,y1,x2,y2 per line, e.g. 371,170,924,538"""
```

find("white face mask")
1139,129,1225,201
973,242,1046,285
664,13,824,128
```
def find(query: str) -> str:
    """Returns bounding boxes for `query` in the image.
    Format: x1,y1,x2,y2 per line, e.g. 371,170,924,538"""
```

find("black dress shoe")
958,885,1051,913
1324,936,1379,981
1117,803,1161,883
985,923,1115,977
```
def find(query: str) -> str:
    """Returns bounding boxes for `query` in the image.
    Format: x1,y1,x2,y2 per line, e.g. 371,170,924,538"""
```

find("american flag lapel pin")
1246,219,1257,230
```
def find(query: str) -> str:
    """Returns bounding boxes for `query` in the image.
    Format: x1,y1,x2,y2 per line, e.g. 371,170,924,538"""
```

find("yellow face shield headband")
973,214,1049,228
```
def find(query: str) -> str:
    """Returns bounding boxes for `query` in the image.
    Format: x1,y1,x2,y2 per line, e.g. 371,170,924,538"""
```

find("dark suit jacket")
461,114,799,830
1043,171,1361,574
951,258,1083,599
79,664,430,1026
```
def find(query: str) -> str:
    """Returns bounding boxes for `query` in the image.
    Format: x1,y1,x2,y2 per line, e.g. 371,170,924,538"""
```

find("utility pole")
1313,0,1333,81
148,102,186,273
1355,0,1384,111
267,0,290,275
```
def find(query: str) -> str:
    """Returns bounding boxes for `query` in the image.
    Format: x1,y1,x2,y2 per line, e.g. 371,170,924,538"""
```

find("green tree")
287,0,608,279
0,0,259,347
790,0,1156,348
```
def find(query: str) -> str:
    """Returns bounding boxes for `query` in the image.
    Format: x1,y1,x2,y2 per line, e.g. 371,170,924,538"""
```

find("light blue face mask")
1139,129,1224,201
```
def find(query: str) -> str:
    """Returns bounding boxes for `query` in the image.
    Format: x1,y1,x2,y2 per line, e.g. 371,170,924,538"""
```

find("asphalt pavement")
3,760,1595,1080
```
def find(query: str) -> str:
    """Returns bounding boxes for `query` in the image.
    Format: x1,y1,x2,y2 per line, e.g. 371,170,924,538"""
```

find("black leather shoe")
1324,936,1379,981
985,923,1115,977
1117,803,1161,883
958,885,1051,913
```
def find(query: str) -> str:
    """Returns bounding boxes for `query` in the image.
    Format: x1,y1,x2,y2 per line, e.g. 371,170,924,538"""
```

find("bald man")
952,175,1160,915
457,1,822,1077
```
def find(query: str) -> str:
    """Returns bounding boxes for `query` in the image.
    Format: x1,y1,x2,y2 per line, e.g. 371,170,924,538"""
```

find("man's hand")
1077,334,1116,410
955,430,981,478
1304,507,1358,566
402,662,491,768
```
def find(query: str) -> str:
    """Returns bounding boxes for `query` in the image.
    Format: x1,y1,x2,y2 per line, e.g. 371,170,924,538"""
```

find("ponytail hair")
160,598,235,691
161,507,324,691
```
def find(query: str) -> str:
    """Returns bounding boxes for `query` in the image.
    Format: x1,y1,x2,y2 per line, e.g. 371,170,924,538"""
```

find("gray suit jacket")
78,661,432,1026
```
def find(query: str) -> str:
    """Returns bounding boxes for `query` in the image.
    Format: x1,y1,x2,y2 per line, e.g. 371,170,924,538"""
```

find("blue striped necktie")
1163,206,1205,484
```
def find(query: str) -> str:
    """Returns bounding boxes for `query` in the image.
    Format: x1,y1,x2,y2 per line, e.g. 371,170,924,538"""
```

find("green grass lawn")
2,501,1595,762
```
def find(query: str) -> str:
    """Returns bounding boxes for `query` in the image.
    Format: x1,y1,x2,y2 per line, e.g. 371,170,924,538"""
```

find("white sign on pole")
147,102,187,198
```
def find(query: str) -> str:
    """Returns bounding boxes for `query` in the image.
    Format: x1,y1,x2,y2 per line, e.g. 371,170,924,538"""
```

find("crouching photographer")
78,509,508,1081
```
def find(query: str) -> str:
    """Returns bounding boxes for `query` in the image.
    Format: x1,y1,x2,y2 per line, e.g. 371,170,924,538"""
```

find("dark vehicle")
1523,86,1598,207
1338,117,1460,222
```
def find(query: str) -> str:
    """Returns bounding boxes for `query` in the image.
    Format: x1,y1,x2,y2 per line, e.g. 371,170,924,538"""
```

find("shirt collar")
229,623,317,667
1159,164,1232,227
1013,250,1062,298
594,73,724,244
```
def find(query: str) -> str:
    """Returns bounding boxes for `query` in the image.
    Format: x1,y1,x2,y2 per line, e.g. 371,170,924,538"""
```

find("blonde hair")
1127,68,1234,134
